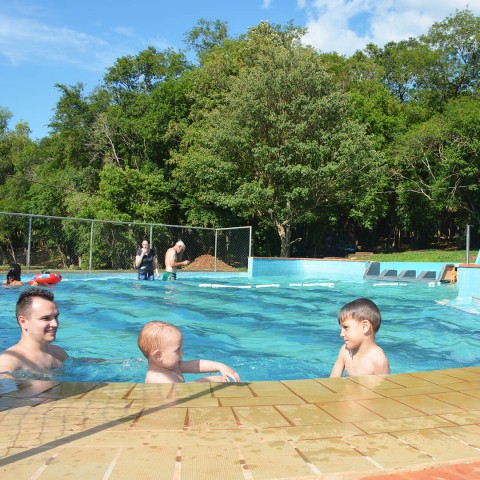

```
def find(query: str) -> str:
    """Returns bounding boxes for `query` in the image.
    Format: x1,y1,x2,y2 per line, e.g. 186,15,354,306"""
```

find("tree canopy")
1,9,479,256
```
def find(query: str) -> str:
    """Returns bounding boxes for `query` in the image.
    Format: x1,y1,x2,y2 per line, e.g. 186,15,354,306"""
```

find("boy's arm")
330,346,346,378
180,359,240,382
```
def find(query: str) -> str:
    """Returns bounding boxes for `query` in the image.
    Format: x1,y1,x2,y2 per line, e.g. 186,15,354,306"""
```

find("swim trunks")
162,272,177,281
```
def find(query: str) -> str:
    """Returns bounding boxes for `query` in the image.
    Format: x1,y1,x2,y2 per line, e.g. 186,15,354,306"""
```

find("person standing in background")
135,239,159,280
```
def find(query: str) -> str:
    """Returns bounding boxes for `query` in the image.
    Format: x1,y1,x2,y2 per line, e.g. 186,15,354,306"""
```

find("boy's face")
338,316,369,351
154,329,184,370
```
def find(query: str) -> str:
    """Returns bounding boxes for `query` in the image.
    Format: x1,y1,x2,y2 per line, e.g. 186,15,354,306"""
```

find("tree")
175,28,383,256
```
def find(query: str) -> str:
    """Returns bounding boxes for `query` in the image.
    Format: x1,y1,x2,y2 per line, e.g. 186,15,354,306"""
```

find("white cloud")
300,0,480,55
0,14,108,68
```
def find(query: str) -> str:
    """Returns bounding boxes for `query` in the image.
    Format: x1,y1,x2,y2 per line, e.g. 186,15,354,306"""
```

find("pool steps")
364,262,456,283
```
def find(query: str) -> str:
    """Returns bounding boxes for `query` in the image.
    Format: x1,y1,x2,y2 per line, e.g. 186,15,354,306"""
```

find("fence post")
89,221,94,272
27,215,32,273
466,224,470,264
214,230,218,272
248,226,252,257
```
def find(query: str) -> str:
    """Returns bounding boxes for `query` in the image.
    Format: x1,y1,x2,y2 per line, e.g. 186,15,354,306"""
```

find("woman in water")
3,263,23,286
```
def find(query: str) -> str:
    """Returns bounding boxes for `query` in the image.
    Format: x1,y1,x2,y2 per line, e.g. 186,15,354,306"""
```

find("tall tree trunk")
275,221,291,257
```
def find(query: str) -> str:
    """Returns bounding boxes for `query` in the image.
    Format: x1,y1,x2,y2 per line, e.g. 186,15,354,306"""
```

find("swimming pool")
0,272,478,382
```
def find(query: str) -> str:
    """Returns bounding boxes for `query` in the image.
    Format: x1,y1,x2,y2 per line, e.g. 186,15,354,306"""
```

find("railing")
0,212,252,273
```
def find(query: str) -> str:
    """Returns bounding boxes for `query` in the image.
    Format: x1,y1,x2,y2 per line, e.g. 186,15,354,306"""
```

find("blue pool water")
0,273,478,382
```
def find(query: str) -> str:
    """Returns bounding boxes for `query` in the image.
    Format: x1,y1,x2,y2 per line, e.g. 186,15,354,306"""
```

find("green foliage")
0,10,479,257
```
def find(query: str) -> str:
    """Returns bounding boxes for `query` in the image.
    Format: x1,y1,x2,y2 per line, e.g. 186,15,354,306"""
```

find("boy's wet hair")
16,287,55,323
338,298,382,333
138,321,181,358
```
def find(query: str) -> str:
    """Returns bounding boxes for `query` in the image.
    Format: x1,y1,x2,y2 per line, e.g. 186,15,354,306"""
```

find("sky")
1,0,478,140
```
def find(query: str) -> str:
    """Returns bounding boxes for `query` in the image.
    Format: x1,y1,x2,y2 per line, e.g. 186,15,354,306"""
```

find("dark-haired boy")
330,298,390,377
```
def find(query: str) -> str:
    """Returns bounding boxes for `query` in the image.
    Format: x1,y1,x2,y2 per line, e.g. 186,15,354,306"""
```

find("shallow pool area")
0,269,477,383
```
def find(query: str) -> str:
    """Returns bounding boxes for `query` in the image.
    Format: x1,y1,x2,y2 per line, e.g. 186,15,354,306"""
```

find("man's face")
19,297,60,344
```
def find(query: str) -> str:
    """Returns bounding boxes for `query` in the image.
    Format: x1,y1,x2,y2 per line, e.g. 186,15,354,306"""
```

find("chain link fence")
0,212,252,274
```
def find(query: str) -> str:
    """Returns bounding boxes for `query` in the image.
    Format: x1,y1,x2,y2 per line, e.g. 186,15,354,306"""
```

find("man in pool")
137,321,240,383
163,240,190,281
330,298,390,377
0,287,68,377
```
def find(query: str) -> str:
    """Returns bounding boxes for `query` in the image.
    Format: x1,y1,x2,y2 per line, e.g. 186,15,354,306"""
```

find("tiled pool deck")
1,367,480,479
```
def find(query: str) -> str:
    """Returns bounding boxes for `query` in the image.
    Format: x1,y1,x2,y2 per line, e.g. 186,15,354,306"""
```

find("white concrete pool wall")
248,257,450,279
248,257,479,306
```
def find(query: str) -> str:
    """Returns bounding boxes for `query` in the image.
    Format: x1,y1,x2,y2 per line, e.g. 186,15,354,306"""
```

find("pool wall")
457,264,480,304
248,257,366,278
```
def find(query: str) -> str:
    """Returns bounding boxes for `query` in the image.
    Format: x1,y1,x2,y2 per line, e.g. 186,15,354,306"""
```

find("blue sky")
1,0,477,139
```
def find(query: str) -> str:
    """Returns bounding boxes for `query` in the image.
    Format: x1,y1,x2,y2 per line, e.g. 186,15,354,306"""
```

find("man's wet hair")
16,287,55,322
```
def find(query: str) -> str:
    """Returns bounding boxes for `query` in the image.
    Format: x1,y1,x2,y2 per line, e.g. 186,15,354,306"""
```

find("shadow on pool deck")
1,367,480,479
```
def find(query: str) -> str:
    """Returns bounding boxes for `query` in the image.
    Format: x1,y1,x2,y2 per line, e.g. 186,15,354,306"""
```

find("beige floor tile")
354,414,457,434
240,441,313,478
410,370,466,385
233,406,291,428
188,406,238,430
319,400,384,423
395,394,465,415
437,424,480,448
440,410,480,425
282,379,338,397
376,373,441,388
78,383,135,399
35,446,119,479
180,444,244,480
134,407,187,430
170,397,219,407
348,375,405,391
109,446,177,480
250,381,301,397
356,398,425,418
57,430,149,448
220,395,305,406
276,404,340,426
259,422,364,442
429,391,480,410
378,385,452,398
212,383,255,398
447,381,480,392
439,368,480,382
392,428,480,461
0,447,60,478
349,432,434,468
296,437,379,474
125,382,172,397
315,378,385,400
171,382,213,398
149,428,257,446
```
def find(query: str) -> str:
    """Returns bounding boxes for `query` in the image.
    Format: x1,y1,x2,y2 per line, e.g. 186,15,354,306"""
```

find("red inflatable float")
28,271,62,286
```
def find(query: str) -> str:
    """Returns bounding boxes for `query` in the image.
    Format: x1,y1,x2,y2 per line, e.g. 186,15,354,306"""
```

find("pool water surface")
0,273,477,382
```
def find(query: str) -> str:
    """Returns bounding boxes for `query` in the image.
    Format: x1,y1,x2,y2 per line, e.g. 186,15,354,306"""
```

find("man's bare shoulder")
50,344,69,361
0,345,23,374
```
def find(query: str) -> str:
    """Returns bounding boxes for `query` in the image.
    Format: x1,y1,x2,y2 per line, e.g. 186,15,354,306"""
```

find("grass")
352,249,478,263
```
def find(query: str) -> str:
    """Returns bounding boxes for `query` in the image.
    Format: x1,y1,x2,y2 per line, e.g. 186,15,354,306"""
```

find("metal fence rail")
0,212,252,274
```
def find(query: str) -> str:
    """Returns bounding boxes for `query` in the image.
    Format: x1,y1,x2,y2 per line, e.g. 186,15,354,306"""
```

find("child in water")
330,298,390,377
3,264,23,286
138,321,240,383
